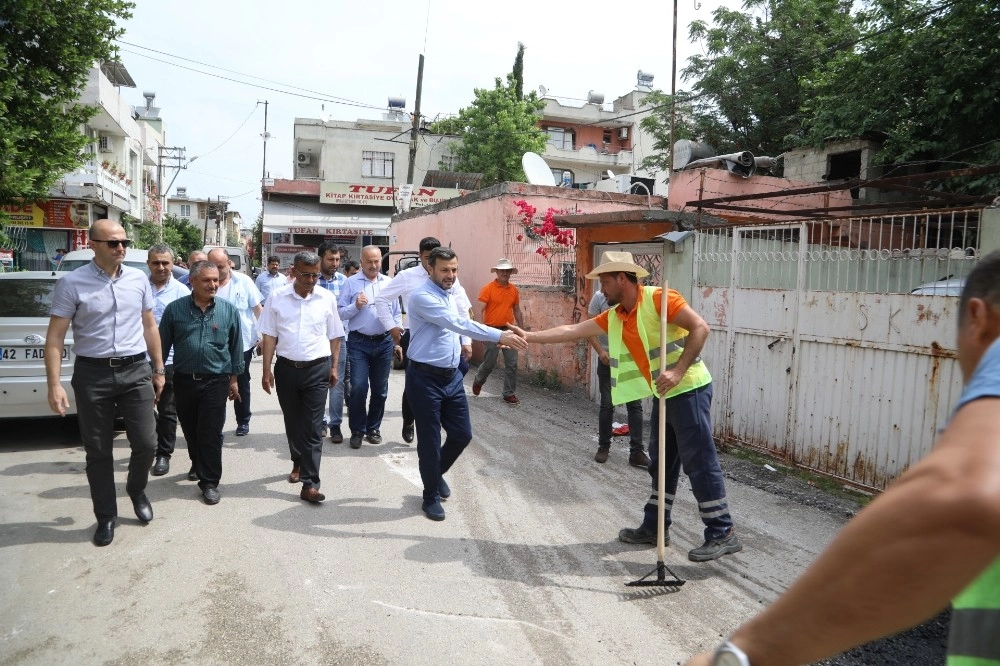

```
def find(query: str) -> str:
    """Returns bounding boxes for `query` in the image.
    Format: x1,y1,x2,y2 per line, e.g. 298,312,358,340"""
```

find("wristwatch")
713,641,751,666
152,368,166,375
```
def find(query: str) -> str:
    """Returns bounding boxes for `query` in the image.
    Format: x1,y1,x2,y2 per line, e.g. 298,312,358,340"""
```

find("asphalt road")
0,358,942,665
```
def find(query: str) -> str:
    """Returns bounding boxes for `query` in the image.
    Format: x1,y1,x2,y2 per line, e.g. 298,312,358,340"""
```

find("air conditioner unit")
618,127,629,140
297,152,311,166
98,135,112,153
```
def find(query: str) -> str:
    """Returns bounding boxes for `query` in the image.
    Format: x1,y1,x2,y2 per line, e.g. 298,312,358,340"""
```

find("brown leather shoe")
629,450,651,468
300,486,325,503
288,465,300,484
594,446,610,463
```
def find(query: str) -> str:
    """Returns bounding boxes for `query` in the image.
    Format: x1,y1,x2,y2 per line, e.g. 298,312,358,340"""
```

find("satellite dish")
538,85,547,97
522,152,556,186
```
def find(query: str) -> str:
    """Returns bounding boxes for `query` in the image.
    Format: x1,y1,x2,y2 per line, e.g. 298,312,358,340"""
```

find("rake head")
626,560,686,588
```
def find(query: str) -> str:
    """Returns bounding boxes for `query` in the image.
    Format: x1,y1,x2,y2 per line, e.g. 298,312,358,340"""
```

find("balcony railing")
543,144,633,166
59,162,133,212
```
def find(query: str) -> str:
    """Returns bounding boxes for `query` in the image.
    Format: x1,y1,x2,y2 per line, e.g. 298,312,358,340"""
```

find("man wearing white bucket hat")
472,258,525,404
510,250,741,562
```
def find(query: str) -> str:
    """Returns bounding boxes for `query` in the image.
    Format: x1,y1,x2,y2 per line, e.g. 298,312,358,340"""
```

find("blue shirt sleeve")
956,338,1000,411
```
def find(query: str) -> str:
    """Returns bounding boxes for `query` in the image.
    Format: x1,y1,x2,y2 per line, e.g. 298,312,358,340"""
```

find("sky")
118,0,734,227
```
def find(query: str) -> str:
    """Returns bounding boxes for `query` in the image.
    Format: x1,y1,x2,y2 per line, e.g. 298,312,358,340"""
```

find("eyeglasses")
91,239,132,249
297,272,321,280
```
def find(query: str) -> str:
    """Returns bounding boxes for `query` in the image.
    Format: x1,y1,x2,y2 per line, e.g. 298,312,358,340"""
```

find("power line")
117,46,388,112
196,105,260,160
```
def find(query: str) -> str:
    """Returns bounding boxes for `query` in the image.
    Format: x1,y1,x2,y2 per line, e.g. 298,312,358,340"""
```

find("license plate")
0,346,70,362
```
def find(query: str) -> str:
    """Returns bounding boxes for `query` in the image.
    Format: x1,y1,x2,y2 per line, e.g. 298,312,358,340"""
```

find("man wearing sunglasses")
45,219,165,547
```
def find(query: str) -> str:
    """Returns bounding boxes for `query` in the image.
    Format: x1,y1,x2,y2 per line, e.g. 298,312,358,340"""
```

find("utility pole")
258,100,270,181
157,146,188,241
406,54,424,186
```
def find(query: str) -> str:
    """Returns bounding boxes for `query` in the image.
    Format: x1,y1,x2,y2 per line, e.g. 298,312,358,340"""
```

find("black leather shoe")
439,477,451,499
350,432,363,449
202,487,221,505
365,429,382,445
330,425,343,444
187,466,198,481
131,492,153,523
93,519,115,547
402,423,414,443
151,456,169,476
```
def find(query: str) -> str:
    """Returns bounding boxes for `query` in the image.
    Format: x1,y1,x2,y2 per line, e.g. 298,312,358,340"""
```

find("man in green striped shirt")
159,260,244,505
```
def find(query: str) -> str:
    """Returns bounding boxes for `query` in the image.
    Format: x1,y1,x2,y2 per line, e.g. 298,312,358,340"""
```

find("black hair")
317,241,339,259
343,259,360,272
419,237,442,253
428,247,456,267
267,255,280,264
960,250,1000,323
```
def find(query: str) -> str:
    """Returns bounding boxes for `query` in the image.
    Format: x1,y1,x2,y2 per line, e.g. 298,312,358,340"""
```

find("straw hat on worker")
585,251,650,279
490,258,519,274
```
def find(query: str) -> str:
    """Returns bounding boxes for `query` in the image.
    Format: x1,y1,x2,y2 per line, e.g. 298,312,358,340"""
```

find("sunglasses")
91,239,133,249
297,272,321,280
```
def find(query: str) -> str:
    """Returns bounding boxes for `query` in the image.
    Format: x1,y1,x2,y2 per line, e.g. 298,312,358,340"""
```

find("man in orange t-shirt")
510,251,741,564
472,258,525,404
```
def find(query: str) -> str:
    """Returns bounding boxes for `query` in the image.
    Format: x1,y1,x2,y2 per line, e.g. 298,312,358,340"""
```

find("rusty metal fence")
693,207,982,490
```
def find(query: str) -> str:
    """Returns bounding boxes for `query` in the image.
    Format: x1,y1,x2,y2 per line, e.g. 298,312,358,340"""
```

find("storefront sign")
286,226,377,236
0,250,13,269
319,182,467,209
1,200,90,228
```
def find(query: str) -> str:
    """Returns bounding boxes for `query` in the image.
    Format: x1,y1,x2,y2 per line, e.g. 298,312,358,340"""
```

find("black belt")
76,353,146,368
349,331,390,341
488,325,509,331
276,355,330,369
409,360,456,378
174,372,228,381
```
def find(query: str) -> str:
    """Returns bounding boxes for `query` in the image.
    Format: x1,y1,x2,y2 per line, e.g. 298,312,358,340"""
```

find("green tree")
134,215,202,260
430,45,548,186
802,0,1000,192
680,0,859,158
637,91,701,175
512,42,525,101
252,212,263,267
0,0,135,243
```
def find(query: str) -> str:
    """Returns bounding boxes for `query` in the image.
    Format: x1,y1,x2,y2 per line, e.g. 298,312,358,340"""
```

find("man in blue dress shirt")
406,247,527,521
338,245,401,449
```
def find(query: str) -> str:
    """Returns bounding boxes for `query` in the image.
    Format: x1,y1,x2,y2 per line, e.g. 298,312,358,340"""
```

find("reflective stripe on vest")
606,286,711,405
948,556,1000,665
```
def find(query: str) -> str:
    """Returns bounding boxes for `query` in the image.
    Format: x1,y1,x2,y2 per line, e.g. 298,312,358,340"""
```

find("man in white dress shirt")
374,236,473,444
259,251,344,503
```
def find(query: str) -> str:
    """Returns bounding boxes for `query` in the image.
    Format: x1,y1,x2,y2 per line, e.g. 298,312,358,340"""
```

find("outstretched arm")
509,319,603,344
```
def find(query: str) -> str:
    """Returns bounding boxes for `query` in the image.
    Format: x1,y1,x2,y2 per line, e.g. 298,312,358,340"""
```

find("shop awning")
262,200,391,235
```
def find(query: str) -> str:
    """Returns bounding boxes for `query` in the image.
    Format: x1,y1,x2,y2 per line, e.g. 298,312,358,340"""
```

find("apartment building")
4,61,166,269
166,188,241,246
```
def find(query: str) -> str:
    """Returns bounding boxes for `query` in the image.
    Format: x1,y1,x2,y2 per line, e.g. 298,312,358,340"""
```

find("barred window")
362,151,394,178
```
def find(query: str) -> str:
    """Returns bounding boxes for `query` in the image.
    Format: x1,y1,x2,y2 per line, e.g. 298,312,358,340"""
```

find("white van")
203,245,250,276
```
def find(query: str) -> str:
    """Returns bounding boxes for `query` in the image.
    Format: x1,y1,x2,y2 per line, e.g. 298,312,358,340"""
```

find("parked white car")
0,272,76,419
910,277,966,296
57,248,188,280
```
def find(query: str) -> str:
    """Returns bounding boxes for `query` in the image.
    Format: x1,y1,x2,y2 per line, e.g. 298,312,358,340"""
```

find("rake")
627,243,686,589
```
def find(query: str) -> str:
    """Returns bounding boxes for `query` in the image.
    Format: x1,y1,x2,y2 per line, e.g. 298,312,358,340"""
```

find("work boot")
688,529,743,562
629,450,651,468
618,524,666,546
594,446,610,463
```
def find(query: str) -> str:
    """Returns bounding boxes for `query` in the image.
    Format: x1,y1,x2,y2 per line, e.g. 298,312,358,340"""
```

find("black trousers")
174,374,229,489
275,359,330,490
72,360,157,521
400,329,414,426
154,365,184,459
233,348,253,426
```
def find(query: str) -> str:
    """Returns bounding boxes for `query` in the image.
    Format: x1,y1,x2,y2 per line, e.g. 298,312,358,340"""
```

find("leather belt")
276,355,330,369
174,372,228,381
76,352,146,368
349,331,390,341
409,360,456,378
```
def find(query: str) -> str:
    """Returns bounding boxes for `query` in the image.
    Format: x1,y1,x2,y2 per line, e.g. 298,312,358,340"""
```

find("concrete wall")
668,169,854,220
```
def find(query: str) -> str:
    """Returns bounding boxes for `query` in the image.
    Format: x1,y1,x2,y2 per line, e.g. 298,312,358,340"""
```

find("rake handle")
657,276,669,564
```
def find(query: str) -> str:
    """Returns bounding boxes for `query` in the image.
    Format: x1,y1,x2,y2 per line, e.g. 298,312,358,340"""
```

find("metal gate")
694,212,977,491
